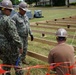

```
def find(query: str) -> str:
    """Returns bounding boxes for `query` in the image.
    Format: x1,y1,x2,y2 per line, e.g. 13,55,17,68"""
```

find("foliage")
27,0,40,4
53,0,65,6
10,0,20,5
0,0,2,2
0,0,21,5
70,2,76,6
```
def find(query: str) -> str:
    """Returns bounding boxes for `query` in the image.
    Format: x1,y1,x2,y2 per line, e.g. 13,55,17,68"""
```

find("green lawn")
29,7,76,22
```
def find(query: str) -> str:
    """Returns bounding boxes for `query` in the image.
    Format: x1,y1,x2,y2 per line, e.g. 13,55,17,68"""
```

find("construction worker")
48,28,76,75
12,1,34,64
0,0,23,75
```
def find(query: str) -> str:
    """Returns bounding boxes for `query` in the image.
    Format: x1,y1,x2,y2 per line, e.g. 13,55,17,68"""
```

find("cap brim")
0,5,14,10
22,8,28,11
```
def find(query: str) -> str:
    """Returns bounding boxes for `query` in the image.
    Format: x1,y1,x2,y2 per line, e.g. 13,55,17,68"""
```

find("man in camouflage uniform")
12,1,34,64
0,0,23,75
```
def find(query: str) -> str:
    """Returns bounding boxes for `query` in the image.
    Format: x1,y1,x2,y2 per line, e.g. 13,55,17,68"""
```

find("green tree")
11,0,20,5
0,0,2,2
35,0,37,6
49,0,53,6
26,0,40,5
53,0,65,6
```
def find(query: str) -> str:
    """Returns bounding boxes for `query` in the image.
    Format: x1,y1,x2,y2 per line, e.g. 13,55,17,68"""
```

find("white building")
69,0,76,3
39,0,76,3
66,0,76,5
38,0,76,6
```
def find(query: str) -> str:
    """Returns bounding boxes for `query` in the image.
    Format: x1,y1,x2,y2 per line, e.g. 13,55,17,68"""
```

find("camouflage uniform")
12,13,33,61
0,14,23,75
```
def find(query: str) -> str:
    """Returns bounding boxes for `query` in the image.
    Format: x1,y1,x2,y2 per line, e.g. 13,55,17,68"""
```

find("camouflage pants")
20,36,28,60
1,45,23,75
0,40,23,75
2,54,23,75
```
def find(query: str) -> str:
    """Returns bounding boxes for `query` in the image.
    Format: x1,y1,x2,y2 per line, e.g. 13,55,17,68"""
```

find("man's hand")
19,48,23,54
30,35,34,41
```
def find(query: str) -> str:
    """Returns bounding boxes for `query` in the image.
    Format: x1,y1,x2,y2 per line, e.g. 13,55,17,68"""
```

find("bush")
53,0,65,6
70,2,76,6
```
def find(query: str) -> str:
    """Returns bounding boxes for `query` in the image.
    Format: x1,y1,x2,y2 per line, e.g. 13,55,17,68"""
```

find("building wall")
66,0,76,5
38,0,76,6
38,0,50,6
40,0,76,3
69,0,76,3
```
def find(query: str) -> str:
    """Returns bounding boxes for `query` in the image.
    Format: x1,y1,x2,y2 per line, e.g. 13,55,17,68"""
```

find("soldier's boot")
2,73,11,75
15,69,24,75
22,59,29,65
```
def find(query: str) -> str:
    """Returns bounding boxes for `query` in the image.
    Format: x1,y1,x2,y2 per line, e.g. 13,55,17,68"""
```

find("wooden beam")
28,37,76,50
62,18,76,21
33,37,56,46
32,30,76,39
46,20,76,24
27,51,48,62
35,22,76,28
31,24,76,32
59,17,76,20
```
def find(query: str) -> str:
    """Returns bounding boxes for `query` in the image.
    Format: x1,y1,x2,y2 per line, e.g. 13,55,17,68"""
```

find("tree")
53,0,65,6
0,0,2,2
11,0,20,5
35,0,37,6
26,0,40,5
49,0,53,6
67,0,69,7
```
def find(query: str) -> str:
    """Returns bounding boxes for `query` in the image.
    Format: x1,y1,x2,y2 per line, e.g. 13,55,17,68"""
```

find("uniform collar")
18,12,26,18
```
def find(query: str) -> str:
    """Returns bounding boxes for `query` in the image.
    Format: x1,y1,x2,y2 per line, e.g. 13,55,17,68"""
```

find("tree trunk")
35,0,37,6
49,0,53,6
67,0,69,7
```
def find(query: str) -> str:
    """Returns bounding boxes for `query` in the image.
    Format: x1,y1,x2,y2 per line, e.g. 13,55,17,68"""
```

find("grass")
29,7,76,22
0,6,76,75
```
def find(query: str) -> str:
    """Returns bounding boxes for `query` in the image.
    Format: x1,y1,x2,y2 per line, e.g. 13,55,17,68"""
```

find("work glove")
30,35,34,41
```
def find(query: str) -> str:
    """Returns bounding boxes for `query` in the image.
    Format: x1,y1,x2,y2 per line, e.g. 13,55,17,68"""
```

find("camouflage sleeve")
6,19,23,49
26,17,33,36
12,14,17,23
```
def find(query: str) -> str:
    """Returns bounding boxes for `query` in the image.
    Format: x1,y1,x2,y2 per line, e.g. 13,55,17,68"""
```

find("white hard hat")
1,0,13,10
56,28,67,37
19,1,28,11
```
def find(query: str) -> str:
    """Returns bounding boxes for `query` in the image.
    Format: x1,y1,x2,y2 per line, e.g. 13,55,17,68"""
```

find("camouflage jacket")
0,15,23,54
12,13,32,37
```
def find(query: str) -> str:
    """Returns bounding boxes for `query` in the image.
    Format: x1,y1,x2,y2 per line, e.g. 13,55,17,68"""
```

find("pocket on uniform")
18,20,23,24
